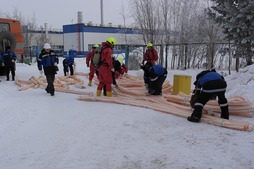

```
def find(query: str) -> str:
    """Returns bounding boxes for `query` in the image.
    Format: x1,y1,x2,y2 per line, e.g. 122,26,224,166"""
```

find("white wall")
64,32,143,53
63,33,78,51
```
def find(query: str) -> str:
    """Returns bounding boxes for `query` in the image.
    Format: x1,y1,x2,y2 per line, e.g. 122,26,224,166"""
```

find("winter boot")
220,106,229,120
45,88,50,93
187,116,200,123
106,91,112,97
12,76,15,81
88,80,92,86
96,90,102,96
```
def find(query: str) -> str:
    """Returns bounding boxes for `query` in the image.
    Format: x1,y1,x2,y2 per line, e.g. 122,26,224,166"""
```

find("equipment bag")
92,47,104,67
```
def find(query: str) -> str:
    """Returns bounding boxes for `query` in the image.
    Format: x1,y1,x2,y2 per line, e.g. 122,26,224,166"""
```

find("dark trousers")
5,65,15,80
151,75,167,95
45,74,55,94
63,61,74,76
191,80,229,119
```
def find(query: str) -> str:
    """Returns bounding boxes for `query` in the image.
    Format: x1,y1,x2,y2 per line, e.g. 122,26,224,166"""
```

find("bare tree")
159,0,172,68
119,2,129,44
130,0,160,44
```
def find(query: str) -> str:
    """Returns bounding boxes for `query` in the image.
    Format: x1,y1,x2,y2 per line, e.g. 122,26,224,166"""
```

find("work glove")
148,88,154,94
54,62,58,66
39,70,44,75
145,83,149,90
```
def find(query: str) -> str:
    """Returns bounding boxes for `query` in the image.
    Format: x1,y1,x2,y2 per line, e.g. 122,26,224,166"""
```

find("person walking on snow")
37,43,59,96
187,69,229,122
0,46,16,81
96,37,116,97
86,44,99,86
142,43,158,65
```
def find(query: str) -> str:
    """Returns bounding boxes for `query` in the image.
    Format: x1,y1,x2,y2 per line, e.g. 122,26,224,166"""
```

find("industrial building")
63,22,142,57
23,13,143,59
63,9,142,57
22,0,144,58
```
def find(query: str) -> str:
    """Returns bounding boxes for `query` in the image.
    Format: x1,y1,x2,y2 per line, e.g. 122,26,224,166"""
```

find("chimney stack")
77,11,83,23
100,0,104,26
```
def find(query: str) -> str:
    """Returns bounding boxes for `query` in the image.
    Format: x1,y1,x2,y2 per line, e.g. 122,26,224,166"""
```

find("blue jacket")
198,72,223,86
143,64,167,83
194,70,226,93
38,49,59,75
148,64,167,82
1,51,16,66
63,56,74,66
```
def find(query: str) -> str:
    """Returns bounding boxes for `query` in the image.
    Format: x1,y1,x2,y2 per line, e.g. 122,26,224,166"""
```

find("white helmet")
43,43,51,49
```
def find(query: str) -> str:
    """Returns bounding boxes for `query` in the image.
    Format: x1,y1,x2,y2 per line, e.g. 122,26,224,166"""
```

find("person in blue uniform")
187,69,229,122
37,43,59,96
141,62,167,95
63,56,74,76
0,46,16,81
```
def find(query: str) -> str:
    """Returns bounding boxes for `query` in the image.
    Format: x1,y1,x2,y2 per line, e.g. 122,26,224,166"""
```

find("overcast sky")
0,0,133,29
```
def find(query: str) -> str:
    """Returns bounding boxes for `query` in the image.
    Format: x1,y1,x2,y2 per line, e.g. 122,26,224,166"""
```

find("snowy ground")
0,58,253,169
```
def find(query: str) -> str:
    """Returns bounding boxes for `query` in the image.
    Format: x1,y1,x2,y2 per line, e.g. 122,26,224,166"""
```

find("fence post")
125,45,129,67
228,42,231,75
159,45,163,66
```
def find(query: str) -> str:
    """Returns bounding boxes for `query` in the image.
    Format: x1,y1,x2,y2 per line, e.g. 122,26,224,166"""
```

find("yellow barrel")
172,75,192,95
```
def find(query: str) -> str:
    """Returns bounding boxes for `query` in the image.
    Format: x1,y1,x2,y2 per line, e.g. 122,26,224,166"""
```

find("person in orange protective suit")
96,37,116,97
142,43,158,65
86,44,99,86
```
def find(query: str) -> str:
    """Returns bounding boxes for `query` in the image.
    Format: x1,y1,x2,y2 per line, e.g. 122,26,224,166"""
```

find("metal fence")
123,42,244,75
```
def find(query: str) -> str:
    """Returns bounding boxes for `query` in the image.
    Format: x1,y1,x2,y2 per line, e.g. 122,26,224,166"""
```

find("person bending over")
187,69,229,123
141,62,167,95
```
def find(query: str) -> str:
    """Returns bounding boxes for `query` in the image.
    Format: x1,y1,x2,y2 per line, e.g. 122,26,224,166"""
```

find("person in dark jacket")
62,56,75,76
113,56,128,79
0,46,16,81
141,62,167,95
37,43,59,96
187,69,229,122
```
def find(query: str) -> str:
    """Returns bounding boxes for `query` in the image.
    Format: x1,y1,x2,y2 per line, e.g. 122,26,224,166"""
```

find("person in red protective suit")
113,57,128,79
96,37,116,97
142,43,158,65
86,44,99,86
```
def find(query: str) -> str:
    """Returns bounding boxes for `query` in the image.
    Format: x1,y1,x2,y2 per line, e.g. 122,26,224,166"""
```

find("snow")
0,58,254,169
